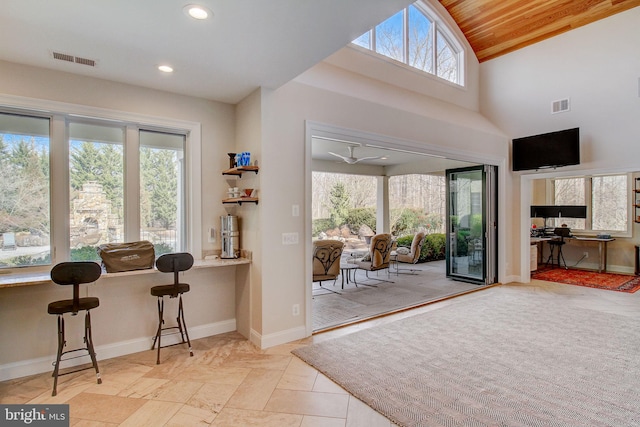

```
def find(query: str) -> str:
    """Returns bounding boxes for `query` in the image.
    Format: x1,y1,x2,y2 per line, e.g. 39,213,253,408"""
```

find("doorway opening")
307,123,502,332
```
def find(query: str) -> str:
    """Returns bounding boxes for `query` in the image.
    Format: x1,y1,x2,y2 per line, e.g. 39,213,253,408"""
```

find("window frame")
547,173,632,237
0,95,202,274
351,0,465,86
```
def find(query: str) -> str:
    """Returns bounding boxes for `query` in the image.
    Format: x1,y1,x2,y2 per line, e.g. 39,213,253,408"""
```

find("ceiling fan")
328,145,383,164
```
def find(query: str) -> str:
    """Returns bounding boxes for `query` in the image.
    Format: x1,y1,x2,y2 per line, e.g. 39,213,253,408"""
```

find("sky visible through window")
352,2,459,85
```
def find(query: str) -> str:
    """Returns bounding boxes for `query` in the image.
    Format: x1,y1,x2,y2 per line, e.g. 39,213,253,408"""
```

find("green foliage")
395,209,444,235
345,208,376,232
0,137,50,235
395,234,414,247
70,141,124,221
312,218,334,236
424,212,443,233
153,242,175,257
0,252,51,268
422,233,446,261
395,233,445,262
141,148,178,229
70,246,102,262
470,213,483,238
329,182,350,228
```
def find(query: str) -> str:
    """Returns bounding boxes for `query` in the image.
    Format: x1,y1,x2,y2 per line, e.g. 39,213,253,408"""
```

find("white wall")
253,61,509,346
479,7,640,279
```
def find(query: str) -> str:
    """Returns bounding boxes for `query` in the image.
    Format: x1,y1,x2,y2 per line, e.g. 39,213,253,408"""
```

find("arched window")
352,1,464,85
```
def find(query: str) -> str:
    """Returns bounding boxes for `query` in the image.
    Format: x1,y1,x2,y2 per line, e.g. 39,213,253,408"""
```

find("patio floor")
312,259,485,331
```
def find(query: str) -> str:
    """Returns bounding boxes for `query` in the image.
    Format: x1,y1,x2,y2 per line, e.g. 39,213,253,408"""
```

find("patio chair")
392,231,425,274
312,240,344,294
354,233,394,285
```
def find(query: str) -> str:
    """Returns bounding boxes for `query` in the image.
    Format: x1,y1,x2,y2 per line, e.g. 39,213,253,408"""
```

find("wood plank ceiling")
438,0,640,62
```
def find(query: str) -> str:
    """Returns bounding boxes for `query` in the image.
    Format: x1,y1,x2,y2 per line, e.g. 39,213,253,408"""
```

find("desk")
531,236,614,273
572,237,615,273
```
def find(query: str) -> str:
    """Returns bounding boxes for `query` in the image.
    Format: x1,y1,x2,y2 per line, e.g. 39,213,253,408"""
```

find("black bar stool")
48,261,102,396
151,252,194,364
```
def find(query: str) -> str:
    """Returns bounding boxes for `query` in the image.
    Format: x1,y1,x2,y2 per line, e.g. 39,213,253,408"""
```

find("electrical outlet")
292,304,300,316
282,232,299,245
583,252,589,258
208,228,216,243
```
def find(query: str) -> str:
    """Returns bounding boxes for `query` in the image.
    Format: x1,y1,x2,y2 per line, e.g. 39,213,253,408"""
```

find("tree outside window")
0,113,50,268
552,175,628,233
352,1,462,85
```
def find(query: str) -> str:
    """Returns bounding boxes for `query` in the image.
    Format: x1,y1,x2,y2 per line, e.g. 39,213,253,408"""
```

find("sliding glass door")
446,165,497,285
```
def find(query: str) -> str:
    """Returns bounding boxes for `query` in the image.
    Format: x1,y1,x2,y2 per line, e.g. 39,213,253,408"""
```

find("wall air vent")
52,51,97,67
74,56,96,67
551,98,570,114
52,52,74,63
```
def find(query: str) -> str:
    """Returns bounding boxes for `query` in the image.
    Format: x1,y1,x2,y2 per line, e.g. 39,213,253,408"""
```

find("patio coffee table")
340,263,358,288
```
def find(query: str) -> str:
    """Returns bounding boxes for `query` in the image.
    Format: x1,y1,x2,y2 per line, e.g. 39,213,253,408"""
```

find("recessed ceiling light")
158,65,174,73
184,4,211,20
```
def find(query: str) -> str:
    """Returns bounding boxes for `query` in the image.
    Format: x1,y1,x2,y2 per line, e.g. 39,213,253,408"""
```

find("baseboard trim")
0,319,236,382
252,326,307,349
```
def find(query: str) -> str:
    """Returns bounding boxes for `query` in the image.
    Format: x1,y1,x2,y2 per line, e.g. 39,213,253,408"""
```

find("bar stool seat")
48,261,102,396
151,252,194,364
150,283,189,298
48,297,99,315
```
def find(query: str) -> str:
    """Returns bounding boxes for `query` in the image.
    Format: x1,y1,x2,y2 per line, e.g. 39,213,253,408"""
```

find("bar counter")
0,257,251,289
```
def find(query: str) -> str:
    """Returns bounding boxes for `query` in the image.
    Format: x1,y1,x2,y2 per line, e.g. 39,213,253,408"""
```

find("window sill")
0,257,251,289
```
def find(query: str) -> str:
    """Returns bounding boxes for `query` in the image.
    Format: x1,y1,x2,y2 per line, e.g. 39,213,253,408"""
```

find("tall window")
352,1,463,85
69,122,124,261
140,130,185,254
0,107,190,270
551,174,629,234
0,113,50,268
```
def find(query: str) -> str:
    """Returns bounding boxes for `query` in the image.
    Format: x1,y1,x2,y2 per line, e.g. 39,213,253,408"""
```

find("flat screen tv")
512,127,580,171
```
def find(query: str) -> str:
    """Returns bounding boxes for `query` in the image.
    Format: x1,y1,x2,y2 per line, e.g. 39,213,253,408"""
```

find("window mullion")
403,8,409,64
124,126,140,242
432,23,438,75
50,115,69,264
371,29,376,53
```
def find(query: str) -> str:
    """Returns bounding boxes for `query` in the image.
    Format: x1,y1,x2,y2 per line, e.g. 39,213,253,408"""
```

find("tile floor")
2,277,639,426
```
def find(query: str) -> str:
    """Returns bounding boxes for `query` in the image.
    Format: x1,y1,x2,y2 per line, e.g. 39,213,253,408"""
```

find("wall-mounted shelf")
222,197,258,205
222,163,258,205
222,166,259,177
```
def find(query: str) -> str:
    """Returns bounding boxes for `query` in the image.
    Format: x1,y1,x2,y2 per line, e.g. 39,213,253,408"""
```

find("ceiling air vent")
52,51,97,67
551,98,570,114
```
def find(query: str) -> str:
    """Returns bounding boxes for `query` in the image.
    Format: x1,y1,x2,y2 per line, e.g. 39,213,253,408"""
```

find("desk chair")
546,227,571,269
151,252,194,364
48,262,102,396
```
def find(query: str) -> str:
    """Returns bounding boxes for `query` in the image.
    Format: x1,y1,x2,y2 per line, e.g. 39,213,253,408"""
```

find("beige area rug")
295,287,640,426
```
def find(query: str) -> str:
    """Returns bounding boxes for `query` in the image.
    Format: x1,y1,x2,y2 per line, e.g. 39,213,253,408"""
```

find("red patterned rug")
532,267,640,293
